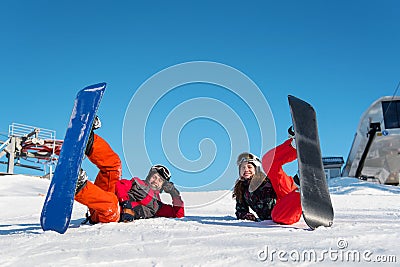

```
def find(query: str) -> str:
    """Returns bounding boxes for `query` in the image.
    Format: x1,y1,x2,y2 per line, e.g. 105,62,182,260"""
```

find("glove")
120,210,135,222
243,213,257,221
120,201,135,222
121,200,132,209
162,181,180,197
132,205,147,219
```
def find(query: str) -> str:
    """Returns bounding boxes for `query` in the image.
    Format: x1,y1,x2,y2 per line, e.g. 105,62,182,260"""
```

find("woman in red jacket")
74,132,184,224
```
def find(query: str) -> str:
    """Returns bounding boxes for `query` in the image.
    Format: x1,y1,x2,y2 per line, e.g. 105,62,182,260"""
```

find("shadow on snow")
0,223,42,235
181,215,309,230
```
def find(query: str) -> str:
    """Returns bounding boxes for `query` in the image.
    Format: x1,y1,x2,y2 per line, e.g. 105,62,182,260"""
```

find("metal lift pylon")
0,123,63,178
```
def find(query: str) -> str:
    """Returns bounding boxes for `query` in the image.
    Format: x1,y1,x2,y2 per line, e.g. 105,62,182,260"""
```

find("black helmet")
146,164,171,182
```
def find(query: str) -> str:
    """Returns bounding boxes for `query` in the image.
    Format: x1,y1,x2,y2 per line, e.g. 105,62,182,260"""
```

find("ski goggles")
237,153,261,167
151,164,171,181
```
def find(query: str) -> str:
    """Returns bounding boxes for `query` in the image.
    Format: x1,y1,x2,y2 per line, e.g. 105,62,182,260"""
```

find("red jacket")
115,177,184,218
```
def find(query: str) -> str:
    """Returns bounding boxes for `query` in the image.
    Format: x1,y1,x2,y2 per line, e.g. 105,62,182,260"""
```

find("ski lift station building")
323,157,344,179
342,96,400,185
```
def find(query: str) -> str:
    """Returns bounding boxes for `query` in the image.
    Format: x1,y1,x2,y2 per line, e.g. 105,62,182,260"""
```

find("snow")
0,175,399,266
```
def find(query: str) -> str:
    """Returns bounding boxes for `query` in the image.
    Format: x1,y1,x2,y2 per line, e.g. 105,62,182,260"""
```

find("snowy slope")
0,175,399,266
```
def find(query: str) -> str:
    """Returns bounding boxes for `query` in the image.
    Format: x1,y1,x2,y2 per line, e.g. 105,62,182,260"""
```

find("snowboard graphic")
288,95,334,229
40,83,106,234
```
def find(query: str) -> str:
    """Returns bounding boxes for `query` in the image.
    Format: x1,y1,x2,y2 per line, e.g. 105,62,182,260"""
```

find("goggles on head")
151,164,171,181
237,153,261,167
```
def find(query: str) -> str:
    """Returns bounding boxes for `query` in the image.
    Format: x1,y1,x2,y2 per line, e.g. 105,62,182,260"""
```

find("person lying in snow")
74,118,184,224
233,127,302,225
115,164,184,222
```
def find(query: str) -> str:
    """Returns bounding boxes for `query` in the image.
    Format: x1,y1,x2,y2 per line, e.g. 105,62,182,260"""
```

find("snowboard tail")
288,95,334,229
40,83,106,234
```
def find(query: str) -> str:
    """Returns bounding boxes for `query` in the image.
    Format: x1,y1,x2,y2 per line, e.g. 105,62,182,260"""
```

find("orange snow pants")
262,139,302,225
74,134,121,223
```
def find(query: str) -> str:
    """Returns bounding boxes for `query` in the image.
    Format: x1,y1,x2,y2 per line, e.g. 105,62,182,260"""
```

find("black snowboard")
288,95,334,229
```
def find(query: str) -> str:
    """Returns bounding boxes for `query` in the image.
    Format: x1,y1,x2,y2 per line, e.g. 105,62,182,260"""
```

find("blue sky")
1,1,399,190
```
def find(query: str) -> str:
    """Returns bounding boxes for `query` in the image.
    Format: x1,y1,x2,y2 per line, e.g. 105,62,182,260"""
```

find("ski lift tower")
0,123,63,178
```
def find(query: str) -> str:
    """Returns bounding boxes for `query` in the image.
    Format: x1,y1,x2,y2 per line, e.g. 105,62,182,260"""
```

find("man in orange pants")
74,121,184,224
74,134,122,223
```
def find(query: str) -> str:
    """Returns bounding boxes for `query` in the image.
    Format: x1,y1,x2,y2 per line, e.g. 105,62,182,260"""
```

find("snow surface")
0,175,399,266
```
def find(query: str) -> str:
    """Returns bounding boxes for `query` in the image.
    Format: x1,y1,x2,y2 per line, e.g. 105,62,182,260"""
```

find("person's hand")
162,181,180,197
120,211,135,222
243,213,257,221
120,201,135,222
121,200,132,209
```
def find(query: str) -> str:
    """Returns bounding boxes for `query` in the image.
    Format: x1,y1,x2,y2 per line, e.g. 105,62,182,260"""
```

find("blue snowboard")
40,83,106,234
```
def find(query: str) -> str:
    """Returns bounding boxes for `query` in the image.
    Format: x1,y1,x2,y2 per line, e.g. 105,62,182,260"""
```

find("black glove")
121,200,132,209
120,211,135,222
120,201,135,222
120,201,150,222
162,181,180,197
132,205,147,219
243,213,257,221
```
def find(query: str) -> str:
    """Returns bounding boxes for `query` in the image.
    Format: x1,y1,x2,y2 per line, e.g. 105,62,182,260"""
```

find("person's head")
233,152,264,202
146,164,171,191
236,152,261,180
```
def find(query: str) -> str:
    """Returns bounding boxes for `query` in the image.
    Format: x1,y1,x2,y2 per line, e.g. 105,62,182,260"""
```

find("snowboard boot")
293,173,300,188
288,126,296,149
85,116,102,156
75,169,88,195
81,210,97,225
92,115,102,130
288,125,295,138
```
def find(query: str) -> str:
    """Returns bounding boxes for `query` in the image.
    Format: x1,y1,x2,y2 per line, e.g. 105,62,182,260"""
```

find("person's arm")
116,178,158,221
120,201,156,222
114,179,133,202
155,181,185,218
235,200,257,221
